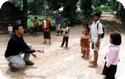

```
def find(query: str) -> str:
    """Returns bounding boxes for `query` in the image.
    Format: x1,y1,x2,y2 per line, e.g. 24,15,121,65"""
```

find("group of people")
5,11,122,79
29,11,69,47
80,12,122,79
5,13,70,71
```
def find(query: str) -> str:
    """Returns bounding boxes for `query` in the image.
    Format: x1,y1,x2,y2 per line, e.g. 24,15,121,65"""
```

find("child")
80,23,90,58
42,15,51,44
8,24,13,36
61,21,69,48
102,32,121,79
32,17,38,35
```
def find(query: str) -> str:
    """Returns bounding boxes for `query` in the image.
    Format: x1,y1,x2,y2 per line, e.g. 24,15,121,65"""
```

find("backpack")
97,23,105,38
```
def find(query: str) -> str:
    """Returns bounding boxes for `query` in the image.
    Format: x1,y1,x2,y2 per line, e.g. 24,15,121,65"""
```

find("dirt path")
0,13,125,79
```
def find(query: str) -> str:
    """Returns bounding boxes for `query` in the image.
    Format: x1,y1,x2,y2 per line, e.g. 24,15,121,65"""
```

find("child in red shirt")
80,23,90,58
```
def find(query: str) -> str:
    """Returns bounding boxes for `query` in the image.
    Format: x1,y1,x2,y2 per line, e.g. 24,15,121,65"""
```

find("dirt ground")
0,13,125,79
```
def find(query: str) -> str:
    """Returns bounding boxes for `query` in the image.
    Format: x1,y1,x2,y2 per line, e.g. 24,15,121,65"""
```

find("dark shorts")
34,27,37,32
44,31,50,39
102,62,117,79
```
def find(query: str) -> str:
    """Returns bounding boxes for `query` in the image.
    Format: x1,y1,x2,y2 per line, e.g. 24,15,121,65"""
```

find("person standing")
42,15,51,44
102,32,121,79
61,21,69,48
8,24,13,36
55,10,62,36
80,23,90,58
32,16,38,35
89,12,103,68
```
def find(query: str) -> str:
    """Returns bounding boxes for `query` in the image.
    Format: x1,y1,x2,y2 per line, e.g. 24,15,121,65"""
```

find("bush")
27,15,56,28
96,6,113,12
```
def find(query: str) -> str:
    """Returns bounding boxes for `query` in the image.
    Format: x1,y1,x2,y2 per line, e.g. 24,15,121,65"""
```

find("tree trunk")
23,0,27,28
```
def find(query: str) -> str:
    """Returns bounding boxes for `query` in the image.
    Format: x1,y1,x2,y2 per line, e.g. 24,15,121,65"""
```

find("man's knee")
17,62,25,69
10,62,25,69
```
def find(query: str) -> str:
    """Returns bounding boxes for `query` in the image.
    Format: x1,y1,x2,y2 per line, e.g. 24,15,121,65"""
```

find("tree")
116,2,125,24
109,0,117,10
22,0,27,28
62,0,79,24
0,1,23,21
47,0,62,10
47,0,79,24
9,0,23,10
93,0,108,7
27,0,45,15
80,0,93,19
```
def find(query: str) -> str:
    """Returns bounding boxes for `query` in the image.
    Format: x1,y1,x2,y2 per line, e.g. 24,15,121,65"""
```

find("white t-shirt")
8,26,13,32
43,20,47,28
62,27,69,37
90,20,103,43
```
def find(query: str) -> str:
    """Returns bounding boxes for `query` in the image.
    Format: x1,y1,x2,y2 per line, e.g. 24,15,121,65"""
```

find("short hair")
63,21,68,26
83,23,88,27
110,32,122,45
83,23,90,32
13,24,23,33
91,12,101,18
34,17,37,19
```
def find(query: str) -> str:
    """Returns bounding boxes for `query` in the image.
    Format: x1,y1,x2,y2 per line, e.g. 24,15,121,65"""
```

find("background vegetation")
0,0,125,32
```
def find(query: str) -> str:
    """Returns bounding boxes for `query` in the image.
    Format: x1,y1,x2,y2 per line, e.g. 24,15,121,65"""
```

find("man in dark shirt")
5,24,39,71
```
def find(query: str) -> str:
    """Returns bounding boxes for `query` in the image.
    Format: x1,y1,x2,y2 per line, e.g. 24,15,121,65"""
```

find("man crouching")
5,24,41,72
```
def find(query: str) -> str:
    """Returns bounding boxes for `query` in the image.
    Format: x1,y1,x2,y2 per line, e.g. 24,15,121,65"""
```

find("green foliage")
62,0,79,17
27,15,56,28
47,0,62,10
61,0,79,25
8,0,121,28
109,0,118,10
116,3,125,24
93,0,108,7
96,6,113,12
9,0,23,10
27,0,45,15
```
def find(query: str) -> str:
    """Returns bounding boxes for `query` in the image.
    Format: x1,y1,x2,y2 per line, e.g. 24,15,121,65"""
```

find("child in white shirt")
61,21,69,48
8,24,13,35
102,32,121,79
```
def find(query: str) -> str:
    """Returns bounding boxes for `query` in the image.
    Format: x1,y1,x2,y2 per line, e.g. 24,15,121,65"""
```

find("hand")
96,41,100,47
32,53,37,58
44,29,49,31
36,50,44,53
104,56,106,59
88,41,90,44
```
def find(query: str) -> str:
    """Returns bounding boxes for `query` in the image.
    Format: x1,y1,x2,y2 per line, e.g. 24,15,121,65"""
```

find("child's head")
55,10,59,15
83,23,90,34
34,17,37,20
44,15,48,20
91,12,101,22
110,32,121,45
63,21,68,27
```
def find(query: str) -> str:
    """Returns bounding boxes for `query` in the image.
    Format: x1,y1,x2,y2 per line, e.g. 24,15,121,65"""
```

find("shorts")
91,42,100,52
44,31,51,39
